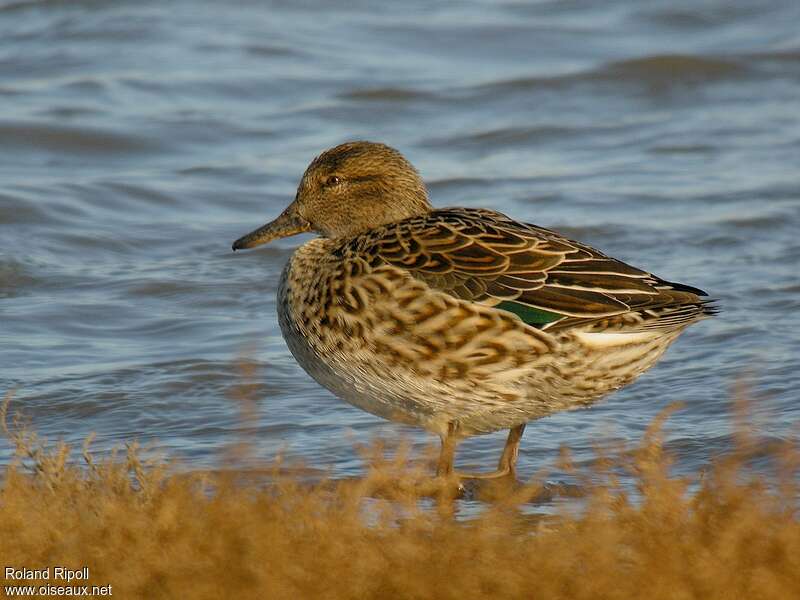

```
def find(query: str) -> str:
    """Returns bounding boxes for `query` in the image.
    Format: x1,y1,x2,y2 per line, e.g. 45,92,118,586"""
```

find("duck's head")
232,141,431,250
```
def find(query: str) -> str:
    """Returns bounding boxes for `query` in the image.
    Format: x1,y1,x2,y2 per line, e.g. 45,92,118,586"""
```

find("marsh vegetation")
1,393,798,599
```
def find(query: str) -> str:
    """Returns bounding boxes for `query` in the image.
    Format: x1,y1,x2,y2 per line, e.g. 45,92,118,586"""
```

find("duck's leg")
496,423,525,474
460,423,526,479
436,421,460,477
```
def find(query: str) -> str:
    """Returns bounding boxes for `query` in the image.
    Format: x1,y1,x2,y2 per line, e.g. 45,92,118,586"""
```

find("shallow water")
1,0,799,488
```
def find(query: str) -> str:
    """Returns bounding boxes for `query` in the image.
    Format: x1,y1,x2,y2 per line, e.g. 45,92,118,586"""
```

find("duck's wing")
344,207,714,331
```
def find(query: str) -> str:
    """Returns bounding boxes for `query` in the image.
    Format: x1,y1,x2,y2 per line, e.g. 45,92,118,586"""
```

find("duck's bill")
232,207,311,251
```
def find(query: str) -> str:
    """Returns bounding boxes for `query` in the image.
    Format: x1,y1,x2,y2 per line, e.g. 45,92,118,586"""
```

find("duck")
232,141,715,479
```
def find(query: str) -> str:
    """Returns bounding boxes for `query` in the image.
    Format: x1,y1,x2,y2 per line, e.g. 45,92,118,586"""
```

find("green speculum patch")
496,301,563,327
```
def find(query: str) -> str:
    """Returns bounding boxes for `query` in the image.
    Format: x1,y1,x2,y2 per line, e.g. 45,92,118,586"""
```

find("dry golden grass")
1,392,799,600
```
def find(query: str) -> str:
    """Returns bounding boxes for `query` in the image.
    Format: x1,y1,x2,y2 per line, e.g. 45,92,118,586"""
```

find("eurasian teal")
233,141,715,479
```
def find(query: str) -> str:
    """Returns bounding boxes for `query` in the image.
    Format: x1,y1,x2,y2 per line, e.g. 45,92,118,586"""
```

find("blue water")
1,0,798,488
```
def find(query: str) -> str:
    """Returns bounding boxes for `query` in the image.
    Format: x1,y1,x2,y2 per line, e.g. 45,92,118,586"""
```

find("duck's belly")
277,267,439,430
277,244,681,436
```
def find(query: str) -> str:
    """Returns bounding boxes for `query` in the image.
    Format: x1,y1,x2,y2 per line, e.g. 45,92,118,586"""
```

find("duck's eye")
323,175,341,187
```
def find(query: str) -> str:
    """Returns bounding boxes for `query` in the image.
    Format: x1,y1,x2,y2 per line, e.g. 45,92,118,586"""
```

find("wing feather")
343,207,712,330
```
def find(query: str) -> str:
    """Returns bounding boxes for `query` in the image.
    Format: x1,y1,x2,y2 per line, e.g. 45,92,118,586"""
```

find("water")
1,0,798,485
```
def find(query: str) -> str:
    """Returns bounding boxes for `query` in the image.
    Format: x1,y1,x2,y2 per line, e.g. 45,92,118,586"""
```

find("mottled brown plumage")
233,141,715,480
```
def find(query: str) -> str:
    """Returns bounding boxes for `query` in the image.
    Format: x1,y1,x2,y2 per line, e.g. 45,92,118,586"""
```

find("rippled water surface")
1,0,799,486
